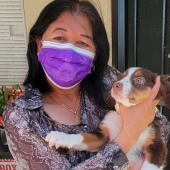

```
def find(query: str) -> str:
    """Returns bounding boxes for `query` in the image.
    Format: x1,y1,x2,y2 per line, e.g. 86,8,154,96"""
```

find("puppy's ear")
156,75,170,109
103,88,116,110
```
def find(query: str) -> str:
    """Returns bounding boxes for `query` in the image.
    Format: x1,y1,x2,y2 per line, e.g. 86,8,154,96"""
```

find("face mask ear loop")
93,65,95,71
40,39,44,48
91,64,95,71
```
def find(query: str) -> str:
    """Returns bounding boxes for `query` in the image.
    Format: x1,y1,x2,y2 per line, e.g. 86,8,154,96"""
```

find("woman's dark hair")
24,0,110,108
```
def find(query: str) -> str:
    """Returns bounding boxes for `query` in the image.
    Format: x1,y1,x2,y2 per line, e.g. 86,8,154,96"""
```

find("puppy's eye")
134,77,144,85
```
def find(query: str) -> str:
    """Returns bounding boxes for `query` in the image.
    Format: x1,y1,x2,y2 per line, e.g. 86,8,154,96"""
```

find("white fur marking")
112,67,140,107
45,131,87,150
120,67,139,96
101,111,122,140
141,160,163,170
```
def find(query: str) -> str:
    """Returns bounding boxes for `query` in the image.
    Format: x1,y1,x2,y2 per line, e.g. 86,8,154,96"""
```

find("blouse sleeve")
3,103,129,170
155,109,170,144
73,141,129,170
3,122,72,170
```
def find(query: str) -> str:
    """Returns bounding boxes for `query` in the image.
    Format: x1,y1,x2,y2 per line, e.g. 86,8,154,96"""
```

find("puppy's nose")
113,82,123,92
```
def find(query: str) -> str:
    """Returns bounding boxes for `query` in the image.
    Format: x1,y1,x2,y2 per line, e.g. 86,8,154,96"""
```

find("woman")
2,0,170,169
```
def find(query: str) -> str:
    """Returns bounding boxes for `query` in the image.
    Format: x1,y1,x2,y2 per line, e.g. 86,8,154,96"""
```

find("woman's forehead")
43,11,93,37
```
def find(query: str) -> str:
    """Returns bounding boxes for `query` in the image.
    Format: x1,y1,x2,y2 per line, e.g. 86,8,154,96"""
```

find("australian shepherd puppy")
46,67,170,170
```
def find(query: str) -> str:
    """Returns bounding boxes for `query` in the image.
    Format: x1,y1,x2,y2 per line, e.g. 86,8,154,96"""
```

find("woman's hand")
114,76,161,154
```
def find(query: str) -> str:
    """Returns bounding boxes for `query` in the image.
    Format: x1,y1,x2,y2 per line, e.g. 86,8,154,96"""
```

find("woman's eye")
54,37,65,41
78,41,88,47
134,77,144,85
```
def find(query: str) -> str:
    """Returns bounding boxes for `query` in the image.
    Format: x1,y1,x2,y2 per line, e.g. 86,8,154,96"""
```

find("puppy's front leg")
46,111,121,152
45,131,87,150
45,129,108,152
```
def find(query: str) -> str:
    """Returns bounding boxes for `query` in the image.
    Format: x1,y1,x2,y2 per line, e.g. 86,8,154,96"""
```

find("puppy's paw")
45,131,87,150
45,131,68,148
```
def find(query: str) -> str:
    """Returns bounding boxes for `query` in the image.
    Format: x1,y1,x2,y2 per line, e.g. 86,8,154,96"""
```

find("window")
0,0,27,87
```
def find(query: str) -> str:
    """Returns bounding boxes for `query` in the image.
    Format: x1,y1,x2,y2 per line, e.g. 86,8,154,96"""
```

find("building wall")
23,0,112,65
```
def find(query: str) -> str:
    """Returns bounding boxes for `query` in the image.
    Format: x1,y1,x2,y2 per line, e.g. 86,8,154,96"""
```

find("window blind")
0,0,27,87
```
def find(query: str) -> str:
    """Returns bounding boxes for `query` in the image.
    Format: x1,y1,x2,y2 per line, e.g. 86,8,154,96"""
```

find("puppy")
46,67,170,170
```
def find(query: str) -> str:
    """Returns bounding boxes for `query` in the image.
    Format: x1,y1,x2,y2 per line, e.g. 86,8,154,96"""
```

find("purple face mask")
38,41,95,89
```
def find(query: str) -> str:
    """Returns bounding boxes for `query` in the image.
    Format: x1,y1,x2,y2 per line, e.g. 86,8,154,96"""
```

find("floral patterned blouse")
2,66,170,170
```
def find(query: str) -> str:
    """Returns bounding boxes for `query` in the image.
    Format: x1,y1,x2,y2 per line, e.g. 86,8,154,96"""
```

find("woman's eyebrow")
80,34,93,42
52,28,67,33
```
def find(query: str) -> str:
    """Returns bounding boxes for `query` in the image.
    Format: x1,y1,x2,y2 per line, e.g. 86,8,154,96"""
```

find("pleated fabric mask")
38,41,95,89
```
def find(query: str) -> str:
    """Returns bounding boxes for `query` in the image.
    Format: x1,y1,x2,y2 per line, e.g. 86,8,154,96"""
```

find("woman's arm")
4,122,129,170
4,122,71,170
73,141,129,170
3,103,129,170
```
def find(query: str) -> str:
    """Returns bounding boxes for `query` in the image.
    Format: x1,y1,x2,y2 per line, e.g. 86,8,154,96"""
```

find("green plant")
0,85,23,117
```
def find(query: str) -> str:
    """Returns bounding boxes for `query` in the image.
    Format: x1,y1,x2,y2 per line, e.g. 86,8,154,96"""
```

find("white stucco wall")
23,0,112,65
